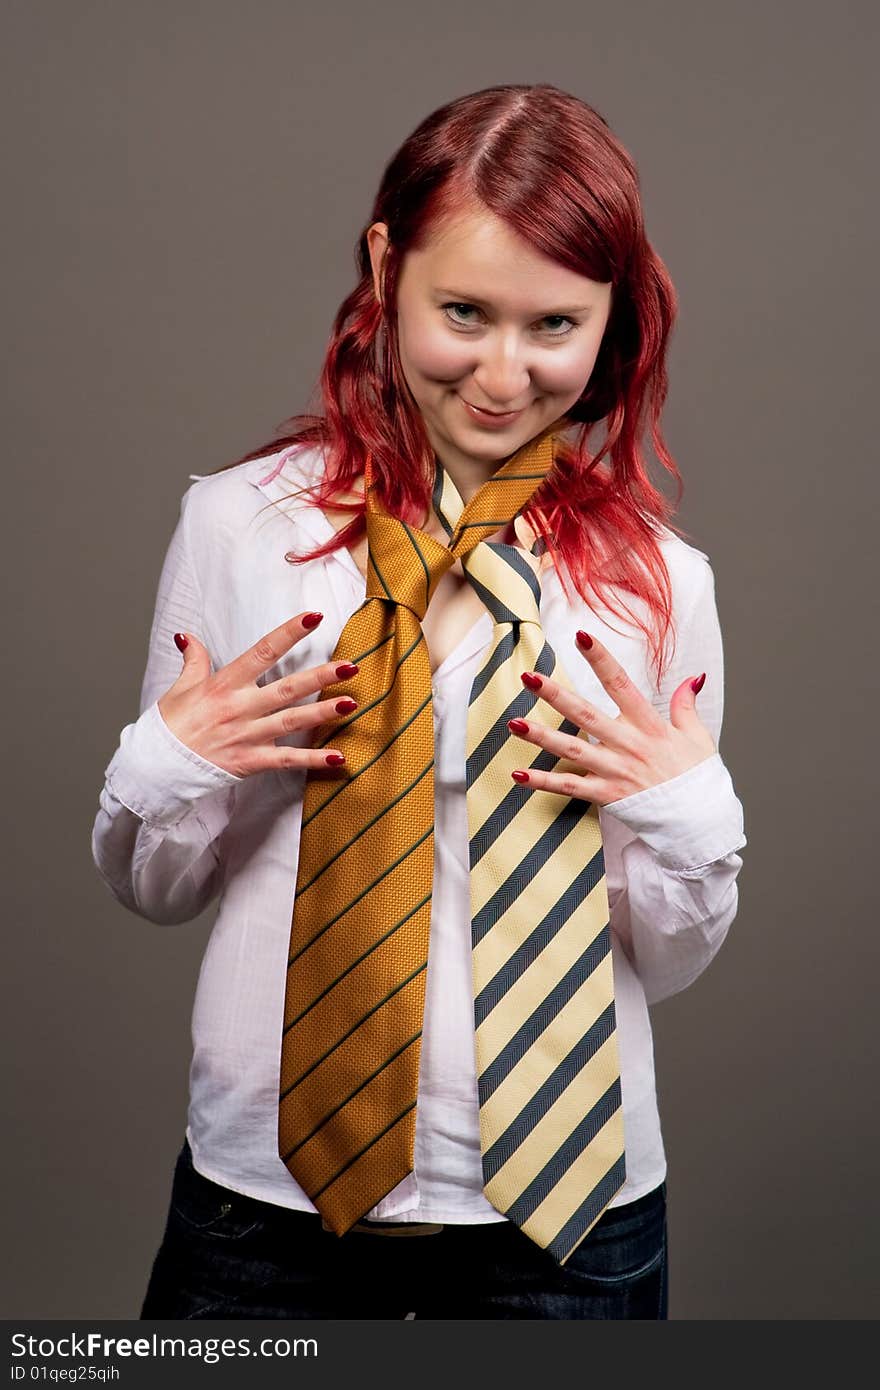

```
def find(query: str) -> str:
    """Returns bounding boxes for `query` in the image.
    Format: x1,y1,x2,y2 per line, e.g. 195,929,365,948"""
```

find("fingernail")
335,698,357,714
575,630,593,649
335,662,360,678
521,672,543,691
325,752,346,766
173,632,188,652
302,611,324,630
691,672,706,695
511,770,530,784
508,718,529,734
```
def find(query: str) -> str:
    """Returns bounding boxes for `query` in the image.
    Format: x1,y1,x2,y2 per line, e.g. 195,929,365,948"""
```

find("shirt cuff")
104,700,244,829
601,752,746,871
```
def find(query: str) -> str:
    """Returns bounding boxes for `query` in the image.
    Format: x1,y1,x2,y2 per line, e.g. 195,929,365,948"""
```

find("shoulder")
549,520,714,620
178,442,326,539
654,524,715,612
574,524,715,633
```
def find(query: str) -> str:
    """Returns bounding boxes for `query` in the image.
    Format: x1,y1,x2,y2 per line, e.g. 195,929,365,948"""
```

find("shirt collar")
243,442,552,577
242,442,497,674
243,444,340,547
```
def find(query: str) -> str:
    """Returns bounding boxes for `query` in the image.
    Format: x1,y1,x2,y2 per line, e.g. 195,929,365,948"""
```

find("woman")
92,83,746,1320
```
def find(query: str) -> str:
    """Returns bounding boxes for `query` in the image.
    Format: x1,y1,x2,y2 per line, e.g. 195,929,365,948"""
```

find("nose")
470,333,531,408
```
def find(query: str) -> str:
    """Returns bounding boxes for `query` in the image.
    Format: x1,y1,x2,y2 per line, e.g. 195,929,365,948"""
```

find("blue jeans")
140,1137,668,1320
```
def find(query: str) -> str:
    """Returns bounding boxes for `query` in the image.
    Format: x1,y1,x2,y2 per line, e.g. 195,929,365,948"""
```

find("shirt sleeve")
598,550,747,1006
90,482,244,926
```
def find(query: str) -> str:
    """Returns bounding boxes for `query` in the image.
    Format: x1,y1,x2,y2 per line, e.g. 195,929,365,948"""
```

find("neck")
436,455,501,507
433,421,560,506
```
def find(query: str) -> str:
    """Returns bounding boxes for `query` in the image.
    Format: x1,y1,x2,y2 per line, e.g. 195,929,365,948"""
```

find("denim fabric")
140,1137,667,1320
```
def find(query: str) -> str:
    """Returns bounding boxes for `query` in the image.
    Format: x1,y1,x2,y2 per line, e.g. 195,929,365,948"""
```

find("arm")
600,553,747,1006
90,483,244,926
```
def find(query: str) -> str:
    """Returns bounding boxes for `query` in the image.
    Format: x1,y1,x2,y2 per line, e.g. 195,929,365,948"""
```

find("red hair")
212,83,696,689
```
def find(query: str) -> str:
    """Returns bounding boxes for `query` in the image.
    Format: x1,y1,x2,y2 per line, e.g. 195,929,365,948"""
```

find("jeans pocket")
559,1184,667,1289
169,1142,265,1241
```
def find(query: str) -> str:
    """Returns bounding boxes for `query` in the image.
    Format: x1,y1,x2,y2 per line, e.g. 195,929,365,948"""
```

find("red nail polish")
302,611,324,630
325,752,346,766
511,770,530,783
576,630,593,649
335,662,360,679
335,698,357,714
173,632,188,652
508,718,529,734
691,672,706,694
521,672,543,691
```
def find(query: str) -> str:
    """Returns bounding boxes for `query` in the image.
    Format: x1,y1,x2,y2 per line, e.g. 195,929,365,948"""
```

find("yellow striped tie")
278,424,625,1264
433,462,626,1265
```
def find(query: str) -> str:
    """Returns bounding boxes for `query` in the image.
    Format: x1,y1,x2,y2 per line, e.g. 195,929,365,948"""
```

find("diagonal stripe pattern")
277,425,561,1230
432,460,626,1266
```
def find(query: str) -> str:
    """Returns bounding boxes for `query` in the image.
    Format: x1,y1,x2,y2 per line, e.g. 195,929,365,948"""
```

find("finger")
574,631,665,731
171,630,211,689
218,611,326,690
506,716,619,778
247,742,351,776
254,658,361,715
250,692,360,745
520,670,626,749
510,763,605,803
668,672,706,729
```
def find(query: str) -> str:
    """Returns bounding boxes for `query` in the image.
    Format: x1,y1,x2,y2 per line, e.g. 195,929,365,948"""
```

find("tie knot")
364,511,457,622
361,424,557,625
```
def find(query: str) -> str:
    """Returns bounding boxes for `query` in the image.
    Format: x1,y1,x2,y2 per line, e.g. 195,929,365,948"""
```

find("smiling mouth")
461,397,527,417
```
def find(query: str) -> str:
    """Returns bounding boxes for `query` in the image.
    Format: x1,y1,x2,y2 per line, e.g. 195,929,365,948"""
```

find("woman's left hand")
508,631,718,806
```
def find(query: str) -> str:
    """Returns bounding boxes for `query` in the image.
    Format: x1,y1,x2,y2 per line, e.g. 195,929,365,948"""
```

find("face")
367,201,613,485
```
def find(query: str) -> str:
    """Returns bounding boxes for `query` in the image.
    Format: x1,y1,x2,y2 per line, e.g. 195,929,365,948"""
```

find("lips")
460,396,527,423
464,399,522,416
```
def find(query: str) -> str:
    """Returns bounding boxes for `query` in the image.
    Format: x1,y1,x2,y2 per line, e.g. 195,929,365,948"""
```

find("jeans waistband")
180,1137,664,1234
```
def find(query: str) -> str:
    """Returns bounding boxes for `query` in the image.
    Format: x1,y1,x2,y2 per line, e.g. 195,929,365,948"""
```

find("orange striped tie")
278,424,562,1234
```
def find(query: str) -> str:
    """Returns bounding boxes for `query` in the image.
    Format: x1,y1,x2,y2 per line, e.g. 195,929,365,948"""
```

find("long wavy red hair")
211,83,695,689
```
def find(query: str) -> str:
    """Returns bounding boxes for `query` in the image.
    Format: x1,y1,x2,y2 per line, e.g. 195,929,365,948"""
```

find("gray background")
2,0,877,1319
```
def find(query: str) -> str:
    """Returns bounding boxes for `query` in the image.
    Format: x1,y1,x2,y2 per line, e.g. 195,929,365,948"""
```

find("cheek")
536,340,604,395
399,319,469,384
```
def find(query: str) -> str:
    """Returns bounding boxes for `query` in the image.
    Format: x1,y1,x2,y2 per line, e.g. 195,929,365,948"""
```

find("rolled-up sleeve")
600,553,747,1005
90,484,243,926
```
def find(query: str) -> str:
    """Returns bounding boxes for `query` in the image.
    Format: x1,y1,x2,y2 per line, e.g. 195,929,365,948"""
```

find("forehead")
403,203,611,306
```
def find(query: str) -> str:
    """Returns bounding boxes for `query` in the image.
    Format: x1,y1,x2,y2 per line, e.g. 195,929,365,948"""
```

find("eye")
541,315,577,336
441,302,577,337
442,302,480,326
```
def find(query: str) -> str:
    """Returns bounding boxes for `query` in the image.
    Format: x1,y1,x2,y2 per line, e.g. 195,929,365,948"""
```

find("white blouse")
91,444,747,1223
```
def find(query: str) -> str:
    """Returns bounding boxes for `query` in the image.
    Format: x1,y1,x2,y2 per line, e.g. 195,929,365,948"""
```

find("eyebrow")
434,288,593,316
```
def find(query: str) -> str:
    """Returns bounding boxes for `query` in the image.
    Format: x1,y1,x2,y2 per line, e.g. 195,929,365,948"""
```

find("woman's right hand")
156,612,358,778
